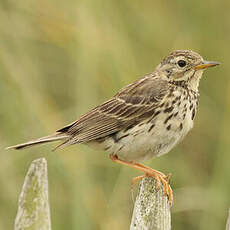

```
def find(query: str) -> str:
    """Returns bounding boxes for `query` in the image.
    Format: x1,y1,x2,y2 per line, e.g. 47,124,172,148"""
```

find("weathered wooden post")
226,208,230,230
14,158,230,230
130,177,171,230
14,158,51,230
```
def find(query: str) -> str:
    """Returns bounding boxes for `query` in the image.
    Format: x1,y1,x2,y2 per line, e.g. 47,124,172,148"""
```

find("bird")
7,50,220,204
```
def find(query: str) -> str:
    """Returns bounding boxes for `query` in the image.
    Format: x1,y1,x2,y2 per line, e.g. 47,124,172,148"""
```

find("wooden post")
226,209,230,230
130,177,171,230
14,158,51,230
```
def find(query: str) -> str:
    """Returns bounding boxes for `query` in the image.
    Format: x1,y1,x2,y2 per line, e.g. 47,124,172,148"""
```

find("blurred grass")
0,0,230,229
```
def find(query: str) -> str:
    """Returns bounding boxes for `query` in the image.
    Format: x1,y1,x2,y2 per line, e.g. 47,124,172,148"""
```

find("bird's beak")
194,60,220,70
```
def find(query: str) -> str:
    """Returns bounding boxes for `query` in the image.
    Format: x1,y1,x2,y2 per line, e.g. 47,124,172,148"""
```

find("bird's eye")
177,60,186,67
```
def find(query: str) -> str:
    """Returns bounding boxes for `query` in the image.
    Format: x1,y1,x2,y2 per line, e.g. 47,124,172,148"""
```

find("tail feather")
6,133,69,150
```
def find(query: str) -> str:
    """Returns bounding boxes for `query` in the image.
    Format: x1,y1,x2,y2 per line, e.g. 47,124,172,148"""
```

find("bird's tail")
6,133,69,150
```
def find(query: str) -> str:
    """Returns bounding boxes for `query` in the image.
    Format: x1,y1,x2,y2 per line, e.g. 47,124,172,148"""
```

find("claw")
167,184,173,205
155,174,173,205
132,175,146,187
164,173,171,183
131,174,146,202
155,175,161,191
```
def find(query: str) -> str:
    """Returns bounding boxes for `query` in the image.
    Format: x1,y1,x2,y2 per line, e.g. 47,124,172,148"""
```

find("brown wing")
56,75,169,147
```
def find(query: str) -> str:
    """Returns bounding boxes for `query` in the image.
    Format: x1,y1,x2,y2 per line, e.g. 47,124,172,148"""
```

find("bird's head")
157,50,220,91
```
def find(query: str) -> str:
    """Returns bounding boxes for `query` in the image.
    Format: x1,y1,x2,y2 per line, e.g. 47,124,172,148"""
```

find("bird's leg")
109,154,173,205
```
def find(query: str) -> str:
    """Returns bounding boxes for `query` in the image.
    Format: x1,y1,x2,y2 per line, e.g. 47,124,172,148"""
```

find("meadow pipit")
7,50,220,203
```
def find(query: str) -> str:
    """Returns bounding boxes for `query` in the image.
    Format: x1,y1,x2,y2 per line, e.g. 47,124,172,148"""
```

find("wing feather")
56,75,169,147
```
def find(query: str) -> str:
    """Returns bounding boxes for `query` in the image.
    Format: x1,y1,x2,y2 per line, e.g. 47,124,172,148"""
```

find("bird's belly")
88,109,194,163
117,118,193,162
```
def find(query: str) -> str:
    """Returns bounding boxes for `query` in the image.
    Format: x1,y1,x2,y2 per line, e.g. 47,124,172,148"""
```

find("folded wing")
56,75,168,148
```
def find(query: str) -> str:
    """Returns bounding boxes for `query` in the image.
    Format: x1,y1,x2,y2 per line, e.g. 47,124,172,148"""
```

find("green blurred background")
1,0,230,229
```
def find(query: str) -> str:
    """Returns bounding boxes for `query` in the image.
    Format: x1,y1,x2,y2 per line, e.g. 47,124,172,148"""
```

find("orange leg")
109,154,173,205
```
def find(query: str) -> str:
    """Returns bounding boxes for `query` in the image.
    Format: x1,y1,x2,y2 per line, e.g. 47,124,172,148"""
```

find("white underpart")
88,87,197,163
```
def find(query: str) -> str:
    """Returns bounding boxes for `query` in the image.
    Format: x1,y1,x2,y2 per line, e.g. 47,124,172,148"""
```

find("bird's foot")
109,154,173,205
132,172,173,205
